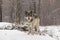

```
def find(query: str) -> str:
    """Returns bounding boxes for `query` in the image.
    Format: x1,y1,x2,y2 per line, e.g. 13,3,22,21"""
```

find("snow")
0,30,56,40
0,22,13,29
39,26,60,40
0,22,12,26
0,22,59,40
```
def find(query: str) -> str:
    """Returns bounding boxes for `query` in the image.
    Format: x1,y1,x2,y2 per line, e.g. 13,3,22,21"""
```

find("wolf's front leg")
28,27,31,35
30,27,35,35
28,27,34,35
35,25,40,34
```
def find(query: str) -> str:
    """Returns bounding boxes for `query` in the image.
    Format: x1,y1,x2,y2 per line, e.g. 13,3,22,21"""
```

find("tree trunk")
16,0,21,24
0,0,2,22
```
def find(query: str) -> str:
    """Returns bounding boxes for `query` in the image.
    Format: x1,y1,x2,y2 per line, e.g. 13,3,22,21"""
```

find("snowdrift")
0,22,59,40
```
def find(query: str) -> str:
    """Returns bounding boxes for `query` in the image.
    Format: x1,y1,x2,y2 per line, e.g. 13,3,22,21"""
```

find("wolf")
25,11,40,34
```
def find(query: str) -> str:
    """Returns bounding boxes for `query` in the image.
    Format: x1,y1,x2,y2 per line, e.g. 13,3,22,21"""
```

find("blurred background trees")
0,0,60,26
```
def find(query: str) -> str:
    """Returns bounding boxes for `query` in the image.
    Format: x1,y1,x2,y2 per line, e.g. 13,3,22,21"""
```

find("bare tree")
38,0,41,25
0,0,2,22
9,0,15,23
16,0,21,24
33,1,36,13
38,0,40,16
31,0,36,15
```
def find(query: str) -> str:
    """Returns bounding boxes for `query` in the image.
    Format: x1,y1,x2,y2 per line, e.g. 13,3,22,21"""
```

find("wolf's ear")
25,11,28,16
30,11,32,14
25,11,28,15
29,11,32,16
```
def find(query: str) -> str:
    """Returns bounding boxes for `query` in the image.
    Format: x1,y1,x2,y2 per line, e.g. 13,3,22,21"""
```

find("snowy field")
0,30,56,40
0,22,60,40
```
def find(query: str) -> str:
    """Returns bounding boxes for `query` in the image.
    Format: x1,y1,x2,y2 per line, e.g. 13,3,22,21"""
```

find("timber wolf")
25,11,40,35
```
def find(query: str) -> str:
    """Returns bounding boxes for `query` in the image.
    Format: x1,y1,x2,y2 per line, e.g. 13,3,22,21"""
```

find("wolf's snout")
28,17,30,20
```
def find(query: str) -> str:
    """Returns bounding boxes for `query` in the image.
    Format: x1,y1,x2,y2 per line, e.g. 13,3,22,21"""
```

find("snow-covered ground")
0,22,60,40
0,22,12,27
0,22,14,29
0,30,56,40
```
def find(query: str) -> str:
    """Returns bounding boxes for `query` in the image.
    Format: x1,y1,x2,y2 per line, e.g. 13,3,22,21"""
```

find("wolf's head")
25,11,33,22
